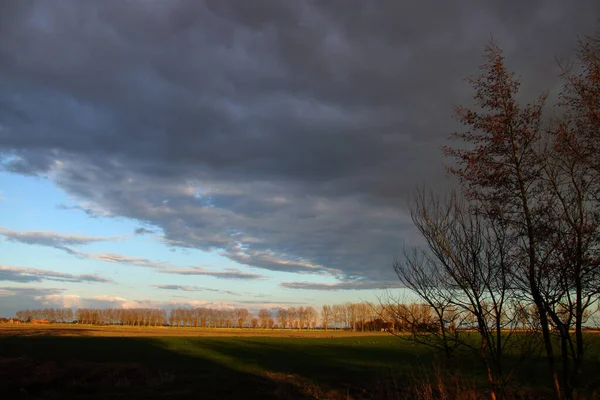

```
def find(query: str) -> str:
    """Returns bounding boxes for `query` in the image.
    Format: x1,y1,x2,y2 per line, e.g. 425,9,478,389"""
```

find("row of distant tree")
14,300,578,334
15,308,74,323
13,302,439,331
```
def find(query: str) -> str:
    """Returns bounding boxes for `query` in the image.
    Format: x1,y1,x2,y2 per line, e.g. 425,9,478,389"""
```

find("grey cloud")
0,269,40,283
154,284,216,291
0,226,115,253
0,227,265,279
160,267,265,280
0,287,65,298
57,204,110,218
0,0,598,281
73,248,266,280
241,300,307,305
77,251,171,270
153,284,241,296
280,280,404,291
134,227,156,235
0,265,114,284
229,301,312,317
52,246,173,271
222,243,343,276
68,245,268,281
75,274,113,283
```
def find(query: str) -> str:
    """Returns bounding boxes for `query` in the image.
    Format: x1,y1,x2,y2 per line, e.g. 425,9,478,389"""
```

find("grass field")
0,324,387,338
1,325,599,399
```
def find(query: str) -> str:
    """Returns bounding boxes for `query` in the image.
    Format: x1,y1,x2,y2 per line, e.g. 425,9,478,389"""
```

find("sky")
0,0,599,317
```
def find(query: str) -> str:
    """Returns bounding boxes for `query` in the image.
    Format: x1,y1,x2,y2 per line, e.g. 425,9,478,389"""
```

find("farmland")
0,324,385,338
0,325,409,399
2,325,599,399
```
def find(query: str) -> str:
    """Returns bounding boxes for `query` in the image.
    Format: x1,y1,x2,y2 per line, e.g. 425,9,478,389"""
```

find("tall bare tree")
443,37,600,399
395,189,527,399
277,308,289,329
258,309,271,329
321,305,332,331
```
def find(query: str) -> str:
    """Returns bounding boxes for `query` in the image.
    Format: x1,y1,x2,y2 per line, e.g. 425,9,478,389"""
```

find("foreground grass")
1,325,599,399
0,327,416,399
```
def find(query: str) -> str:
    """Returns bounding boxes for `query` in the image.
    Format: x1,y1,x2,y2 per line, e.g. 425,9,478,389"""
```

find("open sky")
1,0,599,317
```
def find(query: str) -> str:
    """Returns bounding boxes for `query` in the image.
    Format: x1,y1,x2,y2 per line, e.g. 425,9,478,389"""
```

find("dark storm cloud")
0,0,598,283
0,265,113,284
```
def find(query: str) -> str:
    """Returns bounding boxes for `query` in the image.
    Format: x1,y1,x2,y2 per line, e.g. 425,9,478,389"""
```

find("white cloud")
36,294,83,308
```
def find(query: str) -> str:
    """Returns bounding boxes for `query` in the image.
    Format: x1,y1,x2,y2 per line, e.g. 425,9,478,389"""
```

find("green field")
1,325,599,399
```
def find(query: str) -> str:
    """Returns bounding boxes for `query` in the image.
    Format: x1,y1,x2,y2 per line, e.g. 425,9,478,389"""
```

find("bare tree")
443,38,600,399
258,309,271,329
542,34,600,397
321,305,332,331
444,42,563,398
288,307,299,329
305,306,317,329
235,308,249,328
332,304,344,330
395,189,530,399
277,308,289,329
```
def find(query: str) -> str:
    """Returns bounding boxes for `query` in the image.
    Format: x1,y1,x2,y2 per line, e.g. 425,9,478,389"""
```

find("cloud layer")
154,284,242,296
1,0,598,284
160,267,265,280
0,287,311,316
0,225,265,278
0,265,113,284
0,226,115,254
280,280,404,291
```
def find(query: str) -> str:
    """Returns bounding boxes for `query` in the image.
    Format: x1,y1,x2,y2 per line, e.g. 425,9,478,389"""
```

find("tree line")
16,308,74,323
13,302,444,331
13,301,556,333
394,33,600,400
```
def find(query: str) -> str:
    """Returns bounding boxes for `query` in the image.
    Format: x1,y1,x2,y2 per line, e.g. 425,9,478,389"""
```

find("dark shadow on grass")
165,336,429,397
171,335,600,397
0,335,290,399
2,333,597,399
0,334,433,399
